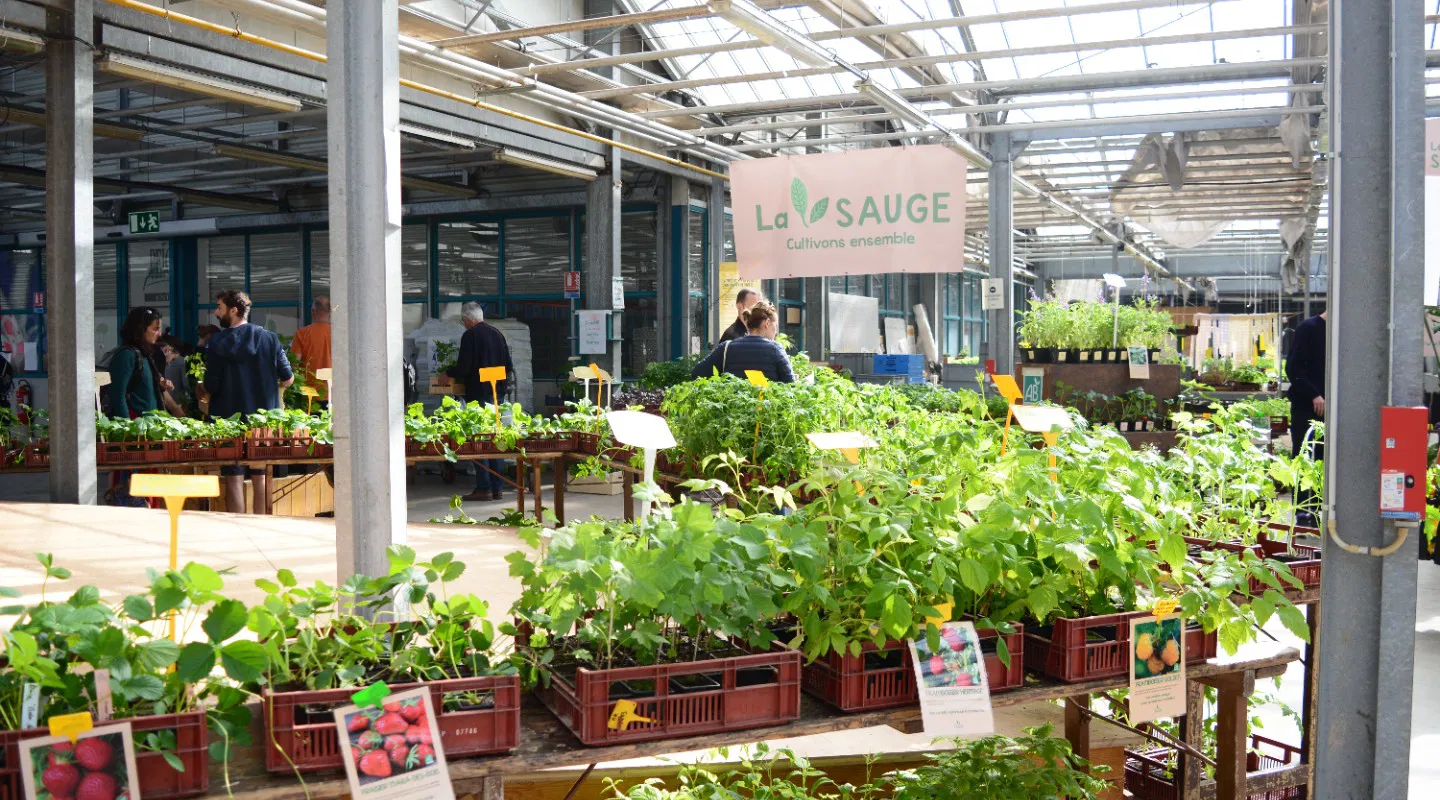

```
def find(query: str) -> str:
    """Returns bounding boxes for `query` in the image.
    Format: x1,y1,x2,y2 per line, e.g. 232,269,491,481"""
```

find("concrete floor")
2,470,1438,791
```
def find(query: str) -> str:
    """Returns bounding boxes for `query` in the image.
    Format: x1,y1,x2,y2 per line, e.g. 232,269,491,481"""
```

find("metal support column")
45,0,96,504
986,133,1016,372
584,147,623,380
709,176,726,345
1314,0,1424,797
329,0,406,583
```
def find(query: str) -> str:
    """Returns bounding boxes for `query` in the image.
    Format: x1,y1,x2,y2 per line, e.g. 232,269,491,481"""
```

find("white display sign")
612,277,626,310
981,278,1006,311
1128,346,1151,380
827,292,882,353
577,311,608,355
1128,615,1188,724
332,687,455,800
907,621,995,737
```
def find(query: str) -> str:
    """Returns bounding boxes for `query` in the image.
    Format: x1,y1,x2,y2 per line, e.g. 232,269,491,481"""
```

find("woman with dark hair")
690,300,796,383
109,307,167,418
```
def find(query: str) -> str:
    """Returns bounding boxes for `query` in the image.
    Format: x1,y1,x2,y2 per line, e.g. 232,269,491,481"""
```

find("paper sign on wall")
717,261,763,329
577,310,608,355
907,621,995,736
982,278,1006,311
1128,614,1187,724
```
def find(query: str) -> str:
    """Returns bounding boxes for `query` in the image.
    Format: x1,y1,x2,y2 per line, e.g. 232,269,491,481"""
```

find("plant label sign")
1127,346,1150,380
20,721,140,800
981,279,1006,311
1129,614,1187,724
907,621,995,737
1021,369,1044,404
333,686,455,800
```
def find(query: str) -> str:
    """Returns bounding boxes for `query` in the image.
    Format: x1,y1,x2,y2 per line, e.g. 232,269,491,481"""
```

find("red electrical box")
1380,406,1429,520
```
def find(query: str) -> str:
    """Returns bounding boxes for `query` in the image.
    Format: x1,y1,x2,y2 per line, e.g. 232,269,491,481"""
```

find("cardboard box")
568,472,624,495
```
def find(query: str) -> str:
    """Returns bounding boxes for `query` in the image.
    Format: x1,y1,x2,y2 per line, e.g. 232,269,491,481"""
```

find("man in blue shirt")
203,289,293,513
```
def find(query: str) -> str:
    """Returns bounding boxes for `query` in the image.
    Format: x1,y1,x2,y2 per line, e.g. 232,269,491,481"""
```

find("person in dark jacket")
720,288,763,343
203,290,294,513
439,302,515,501
1285,310,1326,525
692,300,795,384
106,306,170,507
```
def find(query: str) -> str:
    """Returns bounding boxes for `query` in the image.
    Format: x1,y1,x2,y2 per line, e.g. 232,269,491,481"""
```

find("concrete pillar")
584,147,622,380
668,176,693,355
986,133,1015,373
655,179,672,361
329,0,405,583
1313,0,1424,797
708,177,726,347
46,0,97,504
915,274,942,362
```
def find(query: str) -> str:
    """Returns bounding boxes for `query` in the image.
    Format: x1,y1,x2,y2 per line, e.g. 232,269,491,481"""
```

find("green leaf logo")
790,177,830,227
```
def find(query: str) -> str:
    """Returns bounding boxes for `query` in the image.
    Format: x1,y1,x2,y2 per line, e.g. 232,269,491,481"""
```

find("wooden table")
213,643,1304,800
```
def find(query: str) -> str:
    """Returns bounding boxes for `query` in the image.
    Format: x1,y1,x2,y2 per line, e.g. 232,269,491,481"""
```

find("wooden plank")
1064,695,1091,762
1179,679,1205,800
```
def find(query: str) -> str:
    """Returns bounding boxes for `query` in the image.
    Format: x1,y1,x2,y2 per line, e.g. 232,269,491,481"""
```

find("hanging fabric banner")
730,145,968,280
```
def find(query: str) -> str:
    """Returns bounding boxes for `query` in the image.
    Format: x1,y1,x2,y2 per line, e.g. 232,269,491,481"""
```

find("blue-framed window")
942,273,987,359
309,224,432,339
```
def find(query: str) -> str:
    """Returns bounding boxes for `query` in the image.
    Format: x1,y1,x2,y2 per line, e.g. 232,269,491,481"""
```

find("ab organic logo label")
791,178,830,227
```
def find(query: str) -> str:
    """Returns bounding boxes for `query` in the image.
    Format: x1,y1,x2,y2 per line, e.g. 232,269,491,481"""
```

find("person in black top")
692,301,796,384
438,302,516,502
720,288,763,343
1285,310,1326,524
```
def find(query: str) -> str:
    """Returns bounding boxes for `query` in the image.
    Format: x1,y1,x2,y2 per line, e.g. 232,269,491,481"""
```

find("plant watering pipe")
100,0,732,180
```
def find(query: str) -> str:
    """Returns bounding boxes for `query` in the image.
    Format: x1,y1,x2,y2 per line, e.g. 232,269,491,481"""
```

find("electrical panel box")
1380,406,1429,520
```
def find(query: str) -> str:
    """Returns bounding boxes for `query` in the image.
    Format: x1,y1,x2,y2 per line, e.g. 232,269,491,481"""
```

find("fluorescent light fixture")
399,124,476,150
97,54,303,113
0,27,44,55
213,143,474,197
855,79,933,130
493,148,598,181
711,0,834,68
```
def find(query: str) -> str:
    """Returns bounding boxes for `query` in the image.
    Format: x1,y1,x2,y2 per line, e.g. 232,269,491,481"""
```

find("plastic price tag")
607,699,652,731
48,712,93,744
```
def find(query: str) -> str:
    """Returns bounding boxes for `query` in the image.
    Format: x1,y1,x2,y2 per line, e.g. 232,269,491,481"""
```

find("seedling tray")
96,440,177,465
261,675,520,774
801,626,1024,712
173,437,244,462
0,711,208,800
534,649,801,746
1025,611,1217,683
247,435,317,460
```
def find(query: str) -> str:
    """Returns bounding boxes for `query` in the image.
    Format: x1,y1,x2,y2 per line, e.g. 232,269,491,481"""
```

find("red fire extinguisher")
16,381,32,423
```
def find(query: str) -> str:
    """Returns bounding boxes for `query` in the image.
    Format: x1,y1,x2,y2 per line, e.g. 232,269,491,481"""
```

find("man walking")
290,296,332,404
720,288,763,343
203,290,293,513
1285,309,1326,526
441,302,515,501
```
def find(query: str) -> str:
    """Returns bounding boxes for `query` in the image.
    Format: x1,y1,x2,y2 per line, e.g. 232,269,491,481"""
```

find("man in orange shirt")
290,296,332,402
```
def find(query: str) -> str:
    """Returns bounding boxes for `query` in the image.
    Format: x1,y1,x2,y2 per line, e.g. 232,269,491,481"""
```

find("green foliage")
1019,298,1174,351
637,355,704,391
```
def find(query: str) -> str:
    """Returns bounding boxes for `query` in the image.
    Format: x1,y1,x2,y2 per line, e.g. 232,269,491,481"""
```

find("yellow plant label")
1153,597,1179,618
745,370,769,388
990,374,1022,404
129,474,219,499
299,386,319,398
925,602,954,626
478,366,508,384
607,699,652,731
49,712,93,743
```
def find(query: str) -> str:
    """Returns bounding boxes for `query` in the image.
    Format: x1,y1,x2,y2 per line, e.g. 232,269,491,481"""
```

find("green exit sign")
128,211,160,234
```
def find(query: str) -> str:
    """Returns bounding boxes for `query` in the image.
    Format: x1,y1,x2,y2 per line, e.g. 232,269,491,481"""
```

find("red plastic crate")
1025,611,1217,683
96,440,176,465
534,649,801,746
574,433,603,455
173,437,244,463
0,711,208,800
801,627,1024,712
1125,734,1304,800
1185,534,1320,594
246,434,313,460
262,675,520,774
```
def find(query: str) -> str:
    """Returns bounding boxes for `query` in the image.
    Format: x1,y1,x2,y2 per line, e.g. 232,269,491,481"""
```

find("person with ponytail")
690,300,795,383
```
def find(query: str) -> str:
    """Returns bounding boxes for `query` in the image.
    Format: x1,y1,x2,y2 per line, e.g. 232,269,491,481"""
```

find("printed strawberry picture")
23,728,135,800
914,622,985,690
338,690,445,788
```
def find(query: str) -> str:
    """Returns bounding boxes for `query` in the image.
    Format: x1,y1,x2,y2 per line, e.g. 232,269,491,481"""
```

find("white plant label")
1129,614,1188,724
907,621,995,736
